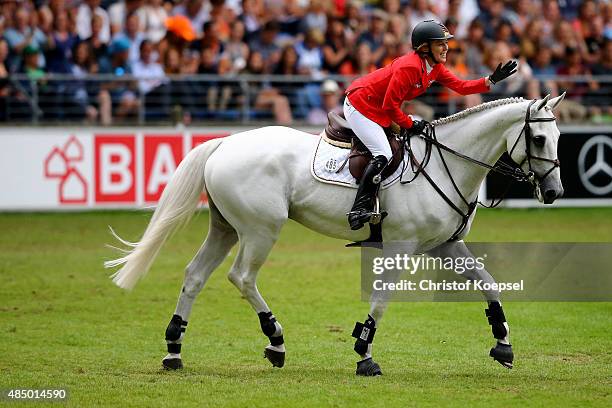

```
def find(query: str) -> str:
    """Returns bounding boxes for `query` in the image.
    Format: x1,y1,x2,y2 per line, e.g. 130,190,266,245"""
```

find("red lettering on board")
143,135,183,202
95,135,136,203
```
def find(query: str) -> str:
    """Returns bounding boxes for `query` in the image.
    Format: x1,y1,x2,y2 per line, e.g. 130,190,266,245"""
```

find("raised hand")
489,60,518,85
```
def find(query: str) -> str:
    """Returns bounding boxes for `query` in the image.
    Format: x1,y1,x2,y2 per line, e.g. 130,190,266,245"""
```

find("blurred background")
0,0,610,210
0,0,610,125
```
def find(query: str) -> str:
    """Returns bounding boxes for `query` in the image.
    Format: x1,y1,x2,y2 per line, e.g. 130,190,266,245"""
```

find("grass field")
1,208,611,407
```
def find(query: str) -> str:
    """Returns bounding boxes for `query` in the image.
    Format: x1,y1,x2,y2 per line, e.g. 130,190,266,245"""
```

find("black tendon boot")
485,301,514,369
347,155,388,230
162,314,187,370
258,311,285,368
352,315,382,376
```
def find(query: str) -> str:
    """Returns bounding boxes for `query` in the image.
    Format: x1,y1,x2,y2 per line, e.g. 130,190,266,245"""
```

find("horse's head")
507,94,566,204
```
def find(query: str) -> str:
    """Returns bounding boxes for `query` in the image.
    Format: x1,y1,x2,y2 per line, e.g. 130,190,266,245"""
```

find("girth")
324,112,404,181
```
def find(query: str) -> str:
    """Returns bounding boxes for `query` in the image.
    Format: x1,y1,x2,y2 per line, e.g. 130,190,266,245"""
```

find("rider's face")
429,40,449,63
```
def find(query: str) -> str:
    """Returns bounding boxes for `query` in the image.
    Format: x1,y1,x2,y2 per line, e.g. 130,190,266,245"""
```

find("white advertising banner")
1,126,610,210
0,128,230,210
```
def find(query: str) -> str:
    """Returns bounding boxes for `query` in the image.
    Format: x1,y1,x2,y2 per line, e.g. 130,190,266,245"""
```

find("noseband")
400,99,560,241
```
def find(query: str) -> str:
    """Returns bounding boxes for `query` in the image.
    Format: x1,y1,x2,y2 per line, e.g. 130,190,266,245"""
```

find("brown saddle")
324,112,404,181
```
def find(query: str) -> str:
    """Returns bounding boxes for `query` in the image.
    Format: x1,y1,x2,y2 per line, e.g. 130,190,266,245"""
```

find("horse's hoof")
356,357,382,376
264,347,285,368
490,342,514,369
162,357,183,370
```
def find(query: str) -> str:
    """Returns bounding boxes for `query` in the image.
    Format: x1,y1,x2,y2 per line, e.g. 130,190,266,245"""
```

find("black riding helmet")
411,20,454,51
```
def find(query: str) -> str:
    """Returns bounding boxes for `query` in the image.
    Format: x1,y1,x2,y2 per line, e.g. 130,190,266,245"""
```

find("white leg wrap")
498,322,510,345
360,343,373,360
266,344,286,353
272,321,283,337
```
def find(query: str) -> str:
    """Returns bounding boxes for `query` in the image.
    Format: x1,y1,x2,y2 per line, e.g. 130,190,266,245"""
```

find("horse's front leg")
427,241,514,369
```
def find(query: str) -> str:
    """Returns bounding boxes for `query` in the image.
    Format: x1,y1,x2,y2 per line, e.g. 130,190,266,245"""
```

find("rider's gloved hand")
489,60,518,85
409,119,429,135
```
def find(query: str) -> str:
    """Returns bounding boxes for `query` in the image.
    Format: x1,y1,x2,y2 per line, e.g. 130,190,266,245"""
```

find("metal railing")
2,74,611,125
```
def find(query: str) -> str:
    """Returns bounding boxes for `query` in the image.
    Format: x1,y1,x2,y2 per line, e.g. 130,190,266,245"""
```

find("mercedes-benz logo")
578,135,612,195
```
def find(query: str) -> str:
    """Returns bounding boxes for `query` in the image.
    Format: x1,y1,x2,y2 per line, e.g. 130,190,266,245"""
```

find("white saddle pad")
310,134,409,189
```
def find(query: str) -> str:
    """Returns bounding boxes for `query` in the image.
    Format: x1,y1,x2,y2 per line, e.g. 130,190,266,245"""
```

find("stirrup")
346,212,388,248
347,197,387,230
348,197,384,224
369,196,384,225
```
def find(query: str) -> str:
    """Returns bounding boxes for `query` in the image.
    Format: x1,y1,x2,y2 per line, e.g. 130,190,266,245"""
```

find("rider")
344,20,518,230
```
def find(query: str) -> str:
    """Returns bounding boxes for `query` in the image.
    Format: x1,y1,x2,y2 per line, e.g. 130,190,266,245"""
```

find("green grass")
0,208,611,407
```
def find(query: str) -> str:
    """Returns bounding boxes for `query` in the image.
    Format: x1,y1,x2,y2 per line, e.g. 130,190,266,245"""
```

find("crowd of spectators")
0,0,610,124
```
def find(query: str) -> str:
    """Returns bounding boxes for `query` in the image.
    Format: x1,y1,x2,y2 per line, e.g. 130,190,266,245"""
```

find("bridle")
400,99,560,241
508,99,560,192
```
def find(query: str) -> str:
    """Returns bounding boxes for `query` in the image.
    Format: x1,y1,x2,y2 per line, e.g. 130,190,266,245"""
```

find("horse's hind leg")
227,230,286,368
352,243,420,377
163,202,238,370
352,264,404,377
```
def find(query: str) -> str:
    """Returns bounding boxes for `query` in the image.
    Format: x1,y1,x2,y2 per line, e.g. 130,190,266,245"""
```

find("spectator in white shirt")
301,0,327,34
3,7,48,72
140,0,168,43
112,12,146,65
132,40,167,95
295,28,326,118
132,39,169,115
76,0,111,44
296,28,325,78
409,0,438,32
108,0,145,37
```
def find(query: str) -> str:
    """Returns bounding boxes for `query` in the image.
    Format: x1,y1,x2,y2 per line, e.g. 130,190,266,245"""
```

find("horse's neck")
434,103,526,200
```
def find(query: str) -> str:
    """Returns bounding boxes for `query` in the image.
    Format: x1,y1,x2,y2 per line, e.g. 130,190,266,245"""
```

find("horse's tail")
105,138,224,290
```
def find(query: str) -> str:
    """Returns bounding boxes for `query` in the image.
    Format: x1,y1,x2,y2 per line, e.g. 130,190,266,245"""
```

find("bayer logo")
577,135,612,196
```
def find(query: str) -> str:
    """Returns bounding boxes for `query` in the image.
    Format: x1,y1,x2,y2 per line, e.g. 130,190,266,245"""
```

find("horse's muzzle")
540,185,564,204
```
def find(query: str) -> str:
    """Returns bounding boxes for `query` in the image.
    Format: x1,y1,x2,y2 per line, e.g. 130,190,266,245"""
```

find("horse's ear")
536,94,550,111
547,92,566,110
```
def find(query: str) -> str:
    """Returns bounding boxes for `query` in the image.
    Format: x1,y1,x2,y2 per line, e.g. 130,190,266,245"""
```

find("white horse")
106,94,565,375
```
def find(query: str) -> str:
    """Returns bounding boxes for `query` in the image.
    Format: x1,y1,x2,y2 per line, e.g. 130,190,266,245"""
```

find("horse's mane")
432,97,525,126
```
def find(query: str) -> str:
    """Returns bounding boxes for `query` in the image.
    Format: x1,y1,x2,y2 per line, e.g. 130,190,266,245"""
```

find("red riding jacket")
346,52,490,129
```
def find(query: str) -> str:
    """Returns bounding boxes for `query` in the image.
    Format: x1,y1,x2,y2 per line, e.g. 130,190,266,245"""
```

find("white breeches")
343,97,392,161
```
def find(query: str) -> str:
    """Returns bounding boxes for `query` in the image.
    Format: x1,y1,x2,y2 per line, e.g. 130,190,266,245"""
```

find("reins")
399,99,560,241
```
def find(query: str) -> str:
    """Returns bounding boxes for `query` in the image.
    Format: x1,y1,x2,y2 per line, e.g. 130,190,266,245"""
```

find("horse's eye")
532,135,546,148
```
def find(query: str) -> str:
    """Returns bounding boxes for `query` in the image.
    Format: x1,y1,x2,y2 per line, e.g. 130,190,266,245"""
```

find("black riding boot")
347,155,388,230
